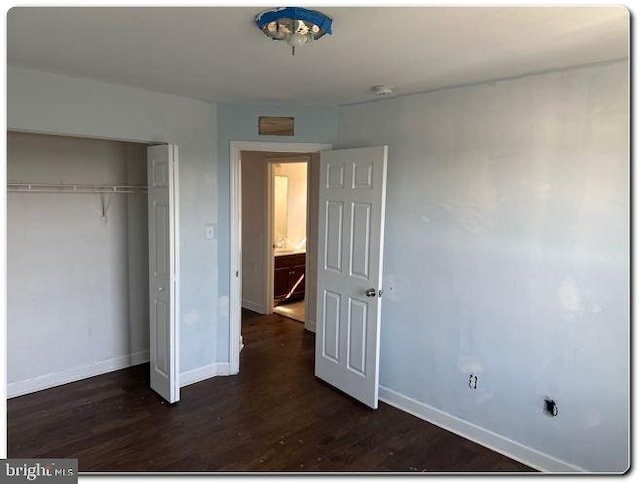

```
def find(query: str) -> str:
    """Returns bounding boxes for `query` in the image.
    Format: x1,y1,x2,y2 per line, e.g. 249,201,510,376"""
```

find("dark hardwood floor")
7,309,534,473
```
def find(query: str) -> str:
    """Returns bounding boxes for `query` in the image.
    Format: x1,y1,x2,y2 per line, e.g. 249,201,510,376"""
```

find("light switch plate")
205,224,215,240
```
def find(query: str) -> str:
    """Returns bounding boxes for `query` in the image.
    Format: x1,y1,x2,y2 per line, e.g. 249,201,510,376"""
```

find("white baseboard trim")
180,362,230,388
378,385,585,473
305,319,316,332
8,350,150,398
242,299,267,314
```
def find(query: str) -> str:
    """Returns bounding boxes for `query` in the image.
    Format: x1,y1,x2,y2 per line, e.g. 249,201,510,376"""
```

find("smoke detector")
371,85,394,97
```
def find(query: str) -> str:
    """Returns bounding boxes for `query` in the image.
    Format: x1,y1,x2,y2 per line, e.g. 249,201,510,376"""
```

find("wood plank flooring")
273,299,305,323
7,310,534,473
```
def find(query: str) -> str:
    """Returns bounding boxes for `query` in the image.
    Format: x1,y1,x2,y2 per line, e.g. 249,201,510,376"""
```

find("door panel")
148,144,179,404
347,298,367,376
324,201,344,272
322,290,341,362
154,204,169,276
349,202,371,279
315,146,388,409
155,299,168,374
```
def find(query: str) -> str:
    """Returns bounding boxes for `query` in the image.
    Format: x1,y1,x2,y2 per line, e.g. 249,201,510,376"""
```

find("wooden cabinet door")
274,267,290,301
274,253,307,304
291,264,306,300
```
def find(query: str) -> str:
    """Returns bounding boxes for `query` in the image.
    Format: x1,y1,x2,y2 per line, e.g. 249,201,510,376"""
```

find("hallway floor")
273,299,305,323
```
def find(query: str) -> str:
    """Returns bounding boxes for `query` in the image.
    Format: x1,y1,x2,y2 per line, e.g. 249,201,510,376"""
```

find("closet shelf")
7,183,148,194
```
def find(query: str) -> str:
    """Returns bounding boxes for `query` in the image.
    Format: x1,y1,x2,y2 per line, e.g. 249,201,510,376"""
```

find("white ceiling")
7,6,628,105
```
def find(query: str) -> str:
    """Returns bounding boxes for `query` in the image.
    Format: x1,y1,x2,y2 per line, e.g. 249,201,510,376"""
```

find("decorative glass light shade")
255,7,333,55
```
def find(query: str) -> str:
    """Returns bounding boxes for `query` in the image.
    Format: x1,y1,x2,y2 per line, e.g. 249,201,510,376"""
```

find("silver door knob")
158,287,164,292
365,288,376,297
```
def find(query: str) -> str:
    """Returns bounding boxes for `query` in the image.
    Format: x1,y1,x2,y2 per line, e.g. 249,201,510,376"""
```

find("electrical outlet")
468,374,478,389
544,398,558,417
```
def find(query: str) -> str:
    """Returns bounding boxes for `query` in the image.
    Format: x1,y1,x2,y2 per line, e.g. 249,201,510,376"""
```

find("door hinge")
236,270,239,277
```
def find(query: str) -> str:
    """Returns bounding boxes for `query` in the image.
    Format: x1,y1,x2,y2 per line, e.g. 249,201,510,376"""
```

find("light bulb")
288,32,308,48
273,29,287,40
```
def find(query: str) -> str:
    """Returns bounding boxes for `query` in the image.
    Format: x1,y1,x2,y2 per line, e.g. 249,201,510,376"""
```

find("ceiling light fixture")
255,7,333,56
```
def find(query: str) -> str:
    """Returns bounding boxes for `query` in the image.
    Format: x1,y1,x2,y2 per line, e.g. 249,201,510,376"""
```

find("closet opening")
6,131,151,398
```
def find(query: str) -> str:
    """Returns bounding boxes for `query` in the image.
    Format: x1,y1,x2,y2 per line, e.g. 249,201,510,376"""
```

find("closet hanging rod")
7,183,148,194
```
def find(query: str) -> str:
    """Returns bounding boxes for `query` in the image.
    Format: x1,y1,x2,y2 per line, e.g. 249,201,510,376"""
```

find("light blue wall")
337,61,629,472
216,103,338,359
8,60,628,472
7,66,219,374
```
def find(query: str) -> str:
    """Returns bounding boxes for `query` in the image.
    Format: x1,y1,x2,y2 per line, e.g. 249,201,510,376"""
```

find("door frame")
229,141,332,374
6,130,181,398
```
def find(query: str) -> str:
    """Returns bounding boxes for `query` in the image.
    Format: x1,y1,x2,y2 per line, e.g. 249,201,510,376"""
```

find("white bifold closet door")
147,144,180,404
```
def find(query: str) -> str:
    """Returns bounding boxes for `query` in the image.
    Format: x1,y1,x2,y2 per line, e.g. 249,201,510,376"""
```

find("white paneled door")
147,144,180,403
315,146,388,409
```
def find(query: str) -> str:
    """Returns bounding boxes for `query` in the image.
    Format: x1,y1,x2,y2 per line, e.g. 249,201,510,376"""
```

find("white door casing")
148,144,180,403
229,141,332,375
315,146,388,409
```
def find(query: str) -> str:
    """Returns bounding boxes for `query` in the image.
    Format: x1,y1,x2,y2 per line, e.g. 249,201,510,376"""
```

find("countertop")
274,249,306,256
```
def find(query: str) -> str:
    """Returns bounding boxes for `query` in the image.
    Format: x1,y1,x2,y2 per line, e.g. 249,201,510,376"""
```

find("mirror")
273,175,288,245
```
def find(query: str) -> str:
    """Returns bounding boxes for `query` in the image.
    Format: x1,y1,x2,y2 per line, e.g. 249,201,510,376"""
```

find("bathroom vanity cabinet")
274,252,306,305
